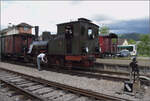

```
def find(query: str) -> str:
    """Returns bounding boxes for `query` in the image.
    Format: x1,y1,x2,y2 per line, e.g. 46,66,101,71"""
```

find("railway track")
51,68,150,85
2,60,150,83
1,60,130,82
0,67,131,101
47,68,129,82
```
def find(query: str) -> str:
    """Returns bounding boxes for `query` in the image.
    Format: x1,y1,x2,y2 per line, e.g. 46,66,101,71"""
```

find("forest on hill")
118,33,149,41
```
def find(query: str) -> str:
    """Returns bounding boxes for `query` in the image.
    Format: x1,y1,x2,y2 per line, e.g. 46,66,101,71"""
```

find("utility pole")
0,34,1,61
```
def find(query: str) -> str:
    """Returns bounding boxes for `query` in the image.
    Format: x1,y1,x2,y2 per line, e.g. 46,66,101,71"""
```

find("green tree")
128,39,136,44
99,26,109,34
137,34,150,56
112,39,117,44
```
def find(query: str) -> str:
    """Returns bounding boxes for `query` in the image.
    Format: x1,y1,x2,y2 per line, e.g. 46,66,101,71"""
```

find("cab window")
88,28,94,39
88,28,92,36
65,25,73,39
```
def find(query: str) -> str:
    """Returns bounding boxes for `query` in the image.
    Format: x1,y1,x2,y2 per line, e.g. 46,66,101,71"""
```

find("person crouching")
37,52,48,71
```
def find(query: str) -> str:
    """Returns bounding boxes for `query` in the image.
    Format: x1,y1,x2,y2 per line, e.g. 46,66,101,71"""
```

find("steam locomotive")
29,18,100,67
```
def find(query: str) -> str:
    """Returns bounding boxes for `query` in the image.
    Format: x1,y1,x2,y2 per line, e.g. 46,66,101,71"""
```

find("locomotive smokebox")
35,26,39,40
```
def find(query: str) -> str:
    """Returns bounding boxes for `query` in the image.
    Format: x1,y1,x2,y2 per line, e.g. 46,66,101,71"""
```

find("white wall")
6,28,19,35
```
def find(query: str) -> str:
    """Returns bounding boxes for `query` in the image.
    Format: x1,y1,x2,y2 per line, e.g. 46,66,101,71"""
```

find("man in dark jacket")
130,57,139,81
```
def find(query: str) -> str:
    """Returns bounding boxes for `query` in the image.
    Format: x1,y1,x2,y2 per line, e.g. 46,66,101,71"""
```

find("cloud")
108,17,150,34
92,15,113,22
70,0,82,5
92,14,150,34
1,1,149,34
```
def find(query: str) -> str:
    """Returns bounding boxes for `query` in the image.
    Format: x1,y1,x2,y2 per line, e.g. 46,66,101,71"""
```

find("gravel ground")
96,58,150,67
0,91,14,101
0,62,149,101
0,87,28,101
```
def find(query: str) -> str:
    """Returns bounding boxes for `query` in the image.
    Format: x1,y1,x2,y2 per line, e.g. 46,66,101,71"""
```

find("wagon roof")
99,33,118,38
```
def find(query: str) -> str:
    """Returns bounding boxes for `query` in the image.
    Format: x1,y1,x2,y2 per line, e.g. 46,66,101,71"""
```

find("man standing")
130,57,139,82
37,52,48,71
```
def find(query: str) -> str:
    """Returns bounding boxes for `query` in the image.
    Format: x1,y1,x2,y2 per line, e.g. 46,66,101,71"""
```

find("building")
118,38,128,45
0,23,33,36
0,23,33,61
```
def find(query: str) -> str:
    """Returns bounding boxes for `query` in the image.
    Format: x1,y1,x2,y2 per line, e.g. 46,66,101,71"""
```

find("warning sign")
124,81,133,92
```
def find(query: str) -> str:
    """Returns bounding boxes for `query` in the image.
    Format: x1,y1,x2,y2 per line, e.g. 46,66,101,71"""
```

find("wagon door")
65,25,73,54
21,36,28,55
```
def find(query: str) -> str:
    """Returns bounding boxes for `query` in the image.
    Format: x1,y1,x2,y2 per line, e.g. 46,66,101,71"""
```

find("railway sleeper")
0,79,46,101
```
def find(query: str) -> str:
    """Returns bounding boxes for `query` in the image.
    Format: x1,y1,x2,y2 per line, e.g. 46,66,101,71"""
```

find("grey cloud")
108,18,150,34
92,15,150,34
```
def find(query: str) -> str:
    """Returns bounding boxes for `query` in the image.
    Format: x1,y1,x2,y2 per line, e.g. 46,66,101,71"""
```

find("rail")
0,67,131,101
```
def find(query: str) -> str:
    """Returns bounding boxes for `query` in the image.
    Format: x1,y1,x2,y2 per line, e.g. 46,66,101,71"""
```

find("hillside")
118,33,149,41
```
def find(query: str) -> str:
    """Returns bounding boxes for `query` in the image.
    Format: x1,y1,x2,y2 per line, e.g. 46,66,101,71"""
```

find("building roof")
0,22,33,35
16,23,33,28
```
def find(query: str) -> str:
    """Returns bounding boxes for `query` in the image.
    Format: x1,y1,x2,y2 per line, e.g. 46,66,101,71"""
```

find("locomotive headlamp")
99,47,101,52
82,47,89,53
95,47,101,52
91,34,95,39
85,47,89,53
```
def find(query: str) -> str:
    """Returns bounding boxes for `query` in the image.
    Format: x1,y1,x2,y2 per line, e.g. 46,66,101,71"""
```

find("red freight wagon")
98,33,118,57
1,34,34,59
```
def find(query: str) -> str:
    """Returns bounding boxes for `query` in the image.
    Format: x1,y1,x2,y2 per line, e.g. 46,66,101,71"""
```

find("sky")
1,1,150,35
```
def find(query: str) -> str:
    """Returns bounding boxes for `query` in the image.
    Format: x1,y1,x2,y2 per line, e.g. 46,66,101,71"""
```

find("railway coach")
96,33,118,58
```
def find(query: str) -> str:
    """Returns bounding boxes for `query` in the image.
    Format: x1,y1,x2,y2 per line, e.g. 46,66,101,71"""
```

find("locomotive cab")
46,18,100,67
56,18,100,55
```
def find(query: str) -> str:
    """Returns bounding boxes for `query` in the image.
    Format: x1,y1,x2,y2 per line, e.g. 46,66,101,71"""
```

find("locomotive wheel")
55,58,60,70
65,61,72,70
84,61,90,67
56,59,60,66
55,58,64,67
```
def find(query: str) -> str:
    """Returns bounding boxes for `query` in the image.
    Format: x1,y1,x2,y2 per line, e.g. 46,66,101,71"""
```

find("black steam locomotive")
29,18,100,68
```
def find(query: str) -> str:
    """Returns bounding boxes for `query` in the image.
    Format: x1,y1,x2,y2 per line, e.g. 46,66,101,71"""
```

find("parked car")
116,50,130,57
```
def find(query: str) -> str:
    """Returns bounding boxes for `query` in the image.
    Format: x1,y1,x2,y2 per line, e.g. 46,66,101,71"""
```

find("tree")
137,34,150,56
99,26,109,34
128,39,136,44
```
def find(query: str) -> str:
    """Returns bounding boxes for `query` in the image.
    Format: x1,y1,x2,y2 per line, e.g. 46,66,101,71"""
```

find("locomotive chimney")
35,26,39,41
